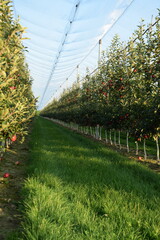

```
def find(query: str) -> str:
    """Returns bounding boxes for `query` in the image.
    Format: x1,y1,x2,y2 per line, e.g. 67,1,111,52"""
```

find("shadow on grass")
29,118,160,206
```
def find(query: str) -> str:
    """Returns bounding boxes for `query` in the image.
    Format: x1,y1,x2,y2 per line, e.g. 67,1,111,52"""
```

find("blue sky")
13,0,160,109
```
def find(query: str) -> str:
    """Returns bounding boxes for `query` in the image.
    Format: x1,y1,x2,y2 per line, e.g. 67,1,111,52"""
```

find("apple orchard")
0,0,36,156
41,14,160,161
0,1,160,161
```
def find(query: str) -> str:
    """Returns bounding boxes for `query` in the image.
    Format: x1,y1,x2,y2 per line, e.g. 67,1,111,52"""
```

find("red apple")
3,173,10,178
9,86,16,90
15,161,20,165
143,135,149,139
11,135,16,142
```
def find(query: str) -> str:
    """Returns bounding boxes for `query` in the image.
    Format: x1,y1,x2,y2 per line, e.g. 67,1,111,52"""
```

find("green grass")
20,117,160,240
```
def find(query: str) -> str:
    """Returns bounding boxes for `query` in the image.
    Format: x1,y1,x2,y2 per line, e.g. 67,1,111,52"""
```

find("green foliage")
0,0,36,147
41,14,160,140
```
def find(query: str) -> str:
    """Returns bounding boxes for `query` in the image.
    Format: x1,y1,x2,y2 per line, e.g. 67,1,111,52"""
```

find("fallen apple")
3,173,10,178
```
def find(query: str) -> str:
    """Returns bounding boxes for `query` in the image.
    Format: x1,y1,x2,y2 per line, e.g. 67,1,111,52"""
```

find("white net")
13,0,159,109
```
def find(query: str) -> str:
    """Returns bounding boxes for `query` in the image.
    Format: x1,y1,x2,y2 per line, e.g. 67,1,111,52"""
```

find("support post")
77,65,80,83
98,39,102,67
144,138,147,160
156,137,159,162
126,131,129,153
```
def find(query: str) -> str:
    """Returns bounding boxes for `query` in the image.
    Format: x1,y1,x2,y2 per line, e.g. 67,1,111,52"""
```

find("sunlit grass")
20,117,160,240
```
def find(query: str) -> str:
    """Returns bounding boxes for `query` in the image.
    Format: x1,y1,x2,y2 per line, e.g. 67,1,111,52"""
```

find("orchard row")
41,13,160,159
0,0,36,155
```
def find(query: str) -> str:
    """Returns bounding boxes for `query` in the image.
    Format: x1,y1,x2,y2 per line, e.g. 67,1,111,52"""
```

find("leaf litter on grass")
0,137,30,240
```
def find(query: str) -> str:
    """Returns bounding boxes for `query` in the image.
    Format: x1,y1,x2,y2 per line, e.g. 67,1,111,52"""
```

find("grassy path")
21,117,160,240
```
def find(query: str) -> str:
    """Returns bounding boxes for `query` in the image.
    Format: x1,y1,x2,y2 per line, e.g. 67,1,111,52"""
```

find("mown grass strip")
21,117,160,240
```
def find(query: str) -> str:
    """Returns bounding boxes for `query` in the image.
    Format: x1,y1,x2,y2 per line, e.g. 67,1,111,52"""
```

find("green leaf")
0,71,6,78
2,121,10,130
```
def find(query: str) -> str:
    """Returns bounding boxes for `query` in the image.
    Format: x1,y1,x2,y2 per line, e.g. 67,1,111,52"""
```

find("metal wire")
45,16,159,108
46,0,136,106
38,1,81,108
